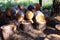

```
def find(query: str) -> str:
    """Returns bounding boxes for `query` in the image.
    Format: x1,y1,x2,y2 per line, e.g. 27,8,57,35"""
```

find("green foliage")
0,0,53,10
0,0,38,9
42,0,53,9
22,1,33,6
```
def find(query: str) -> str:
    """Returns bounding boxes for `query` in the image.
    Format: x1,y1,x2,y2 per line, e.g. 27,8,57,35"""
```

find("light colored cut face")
55,24,60,30
18,16,24,22
18,4,23,9
16,10,19,14
35,11,46,24
1,24,16,40
26,11,34,20
1,24,16,32
20,5,23,9
44,34,60,40
54,16,60,21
